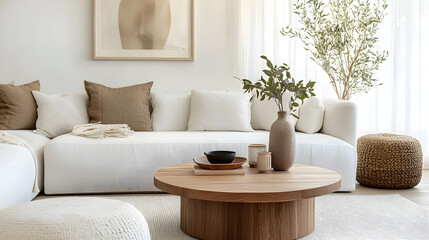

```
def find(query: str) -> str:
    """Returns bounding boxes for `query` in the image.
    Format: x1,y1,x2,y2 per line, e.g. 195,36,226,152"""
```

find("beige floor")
36,170,429,209
343,170,429,209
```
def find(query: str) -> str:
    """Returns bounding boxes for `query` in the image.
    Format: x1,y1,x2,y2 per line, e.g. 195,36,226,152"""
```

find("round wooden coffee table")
154,163,341,240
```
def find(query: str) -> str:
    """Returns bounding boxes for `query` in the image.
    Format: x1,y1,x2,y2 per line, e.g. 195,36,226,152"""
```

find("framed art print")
94,0,194,60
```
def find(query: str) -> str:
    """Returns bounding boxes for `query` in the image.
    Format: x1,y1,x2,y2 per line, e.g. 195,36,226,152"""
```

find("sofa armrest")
321,99,357,147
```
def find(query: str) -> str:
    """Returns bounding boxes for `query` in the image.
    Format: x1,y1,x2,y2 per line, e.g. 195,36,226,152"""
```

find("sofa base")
44,131,356,194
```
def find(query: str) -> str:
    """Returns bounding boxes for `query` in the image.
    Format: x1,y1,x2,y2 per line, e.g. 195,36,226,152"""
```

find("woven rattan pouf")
357,133,423,189
0,197,151,240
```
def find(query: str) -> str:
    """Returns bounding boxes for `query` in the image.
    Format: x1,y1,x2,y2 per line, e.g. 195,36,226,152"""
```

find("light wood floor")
37,170,429,209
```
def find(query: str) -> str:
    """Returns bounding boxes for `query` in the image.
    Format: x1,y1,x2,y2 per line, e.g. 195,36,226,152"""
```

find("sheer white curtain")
238,0,429,167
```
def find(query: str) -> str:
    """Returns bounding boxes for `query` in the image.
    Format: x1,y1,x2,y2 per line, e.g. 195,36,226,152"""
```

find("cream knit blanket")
0,131,39,193
71,123,134,139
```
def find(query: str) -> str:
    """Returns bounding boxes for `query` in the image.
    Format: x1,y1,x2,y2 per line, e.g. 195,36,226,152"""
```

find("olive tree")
281,0,388,100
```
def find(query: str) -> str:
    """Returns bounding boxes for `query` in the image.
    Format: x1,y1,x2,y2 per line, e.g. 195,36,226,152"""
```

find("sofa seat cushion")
0,130,50,210
44,131,356,194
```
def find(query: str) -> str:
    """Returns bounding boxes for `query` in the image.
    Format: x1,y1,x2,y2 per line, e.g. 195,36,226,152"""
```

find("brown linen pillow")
0,81,40,130
84,81,153,131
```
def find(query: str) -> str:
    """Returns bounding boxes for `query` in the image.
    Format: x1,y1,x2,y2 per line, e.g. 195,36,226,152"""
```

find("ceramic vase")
269,111,296,171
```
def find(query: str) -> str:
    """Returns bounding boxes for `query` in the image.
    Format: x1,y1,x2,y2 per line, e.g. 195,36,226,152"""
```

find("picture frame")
93,0,194,61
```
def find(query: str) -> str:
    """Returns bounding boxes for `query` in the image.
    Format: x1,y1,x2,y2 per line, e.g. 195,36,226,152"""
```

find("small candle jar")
257,151,272,173
248,144,267,167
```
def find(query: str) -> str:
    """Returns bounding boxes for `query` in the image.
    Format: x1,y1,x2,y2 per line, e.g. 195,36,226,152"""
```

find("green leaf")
263,70,273,77
306,81,316,88
276,69,284,75
266,59,274,69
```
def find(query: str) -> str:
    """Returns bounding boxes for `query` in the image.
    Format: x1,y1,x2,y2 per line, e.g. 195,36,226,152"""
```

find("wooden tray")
194,165,245,175
193,156,247,170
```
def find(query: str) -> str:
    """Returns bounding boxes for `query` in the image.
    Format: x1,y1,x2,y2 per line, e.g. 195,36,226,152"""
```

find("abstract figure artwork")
94,0,194,60
118,0,171,50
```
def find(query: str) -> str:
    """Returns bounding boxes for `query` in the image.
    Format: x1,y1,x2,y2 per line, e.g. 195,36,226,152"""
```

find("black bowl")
204,151,236,164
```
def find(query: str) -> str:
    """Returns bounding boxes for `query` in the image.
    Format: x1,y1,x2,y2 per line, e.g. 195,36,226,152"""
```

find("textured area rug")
99,194,429,240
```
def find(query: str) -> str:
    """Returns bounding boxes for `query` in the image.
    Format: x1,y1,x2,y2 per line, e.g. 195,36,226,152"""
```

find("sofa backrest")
321,99,358,147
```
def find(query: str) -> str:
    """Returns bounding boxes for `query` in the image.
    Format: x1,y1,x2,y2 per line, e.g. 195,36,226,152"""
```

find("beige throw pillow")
84,81,153,131
0,81,40,130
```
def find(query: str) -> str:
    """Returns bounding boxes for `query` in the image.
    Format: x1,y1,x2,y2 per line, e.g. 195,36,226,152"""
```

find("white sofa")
0,131,49,210
0,98,357,209
43,99,357,194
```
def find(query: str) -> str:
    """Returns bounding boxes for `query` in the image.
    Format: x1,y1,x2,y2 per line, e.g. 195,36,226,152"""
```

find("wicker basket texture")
357,133,423,189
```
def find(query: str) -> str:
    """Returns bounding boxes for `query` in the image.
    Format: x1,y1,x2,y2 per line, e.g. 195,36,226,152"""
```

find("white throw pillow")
251,91,297,130
187,90,253,132
151,93,191,131
32,91,89,138
296,96,324,134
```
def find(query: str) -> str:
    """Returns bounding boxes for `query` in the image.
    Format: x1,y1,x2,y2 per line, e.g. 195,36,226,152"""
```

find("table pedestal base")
180,197,315,240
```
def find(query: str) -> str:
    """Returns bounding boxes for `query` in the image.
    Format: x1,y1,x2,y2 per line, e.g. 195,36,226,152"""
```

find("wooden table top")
154,163,341,203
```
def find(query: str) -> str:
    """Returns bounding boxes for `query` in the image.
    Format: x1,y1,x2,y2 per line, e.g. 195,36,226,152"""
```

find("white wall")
0,0,241,94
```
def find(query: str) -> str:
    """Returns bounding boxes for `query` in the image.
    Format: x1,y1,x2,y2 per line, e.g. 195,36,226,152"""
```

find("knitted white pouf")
0,197,151,240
